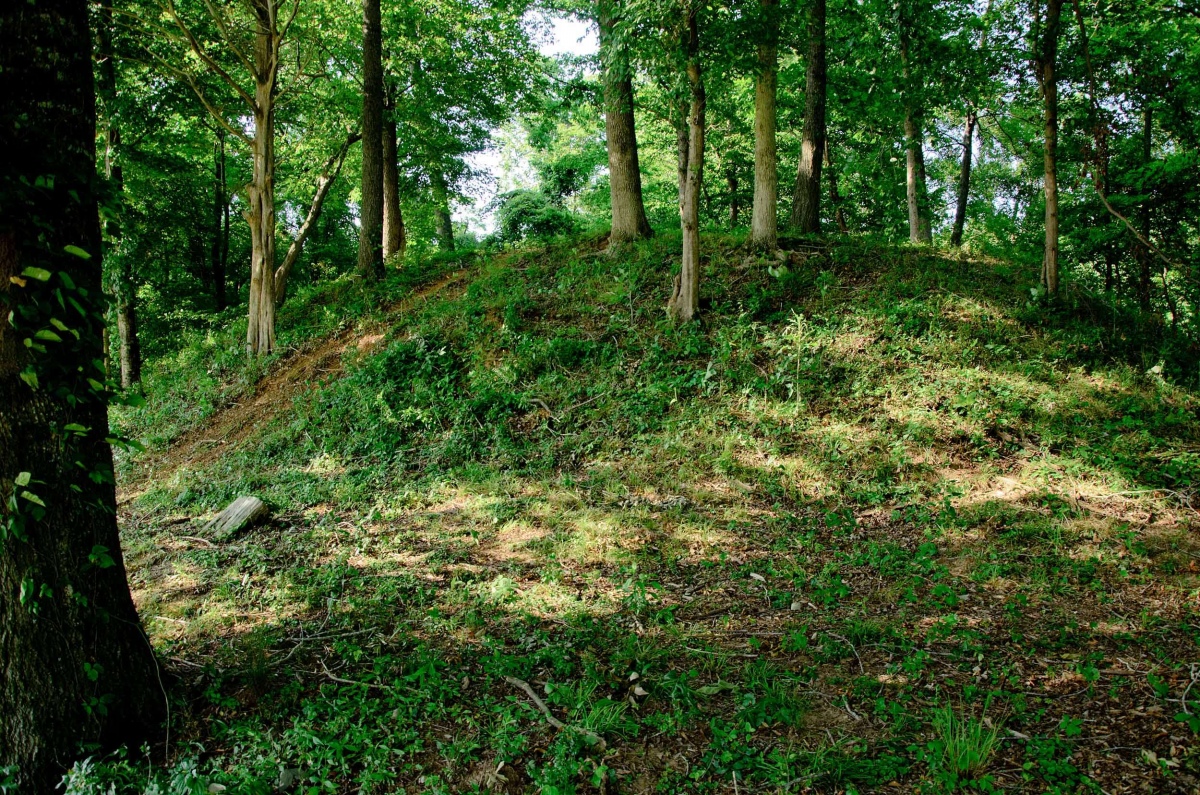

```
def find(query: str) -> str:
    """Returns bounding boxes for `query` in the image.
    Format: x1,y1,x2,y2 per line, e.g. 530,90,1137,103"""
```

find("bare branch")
162,0,258,110
201,0,256,78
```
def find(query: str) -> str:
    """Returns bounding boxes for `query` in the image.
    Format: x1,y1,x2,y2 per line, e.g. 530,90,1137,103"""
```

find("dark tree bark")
825,139,849,233
357,0,384,281
1034,0,1064,293
750,0,779,249
599,0,652,247
382,109,406,260
0,1,164,789
790,0,826,234
950,111,977,248
212,129,228,311
431,167,455,252
668,6,705,324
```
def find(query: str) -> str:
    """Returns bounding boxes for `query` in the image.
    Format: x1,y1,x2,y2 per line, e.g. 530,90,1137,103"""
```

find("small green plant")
923,705,1000,789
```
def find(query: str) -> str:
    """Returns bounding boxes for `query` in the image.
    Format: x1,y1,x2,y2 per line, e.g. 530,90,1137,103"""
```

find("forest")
2,0,1200,792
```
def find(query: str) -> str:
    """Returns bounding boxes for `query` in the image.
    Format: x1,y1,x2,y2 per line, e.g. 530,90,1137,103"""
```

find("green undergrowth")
99,232,1200,794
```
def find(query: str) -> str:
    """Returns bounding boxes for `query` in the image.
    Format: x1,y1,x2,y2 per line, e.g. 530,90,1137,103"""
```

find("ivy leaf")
63,423,88,433
14,472,31,487
63,245,92,260
34,330,63,343
21,267,52,282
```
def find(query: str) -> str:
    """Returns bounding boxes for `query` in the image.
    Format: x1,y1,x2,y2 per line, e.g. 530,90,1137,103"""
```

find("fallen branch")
504,676,605,749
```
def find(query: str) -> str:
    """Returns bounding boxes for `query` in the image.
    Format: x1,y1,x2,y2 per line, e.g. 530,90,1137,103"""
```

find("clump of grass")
926,705,1000,787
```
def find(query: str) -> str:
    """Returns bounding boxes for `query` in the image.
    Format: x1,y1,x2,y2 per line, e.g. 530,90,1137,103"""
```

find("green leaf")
21,267,52,282
19,490,45,507
63,245,92,260
63,423,88,433
33,330,62,343
14,472,31,487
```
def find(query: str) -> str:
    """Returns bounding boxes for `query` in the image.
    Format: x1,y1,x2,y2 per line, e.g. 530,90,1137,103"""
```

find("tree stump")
204,496,268,540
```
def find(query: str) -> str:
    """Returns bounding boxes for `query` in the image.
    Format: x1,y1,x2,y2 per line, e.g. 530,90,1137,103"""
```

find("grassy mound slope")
100,233,1200,793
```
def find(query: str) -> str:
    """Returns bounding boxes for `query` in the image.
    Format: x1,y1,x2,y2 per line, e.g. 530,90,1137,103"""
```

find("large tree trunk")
950,111,977,247
275,133,360,305
382,111,406,260
246,33,278,357
1037,0,1063,294
749,0,779,249
668,7,705,324
0,1,163,788
790,0,826,234
599,1,652,247
900,15,932,245
212,129,228,311
357,0,384,281
431,167,455,252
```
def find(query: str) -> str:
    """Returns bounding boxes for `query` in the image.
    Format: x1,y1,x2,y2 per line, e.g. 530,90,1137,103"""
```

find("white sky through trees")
458,14,598,235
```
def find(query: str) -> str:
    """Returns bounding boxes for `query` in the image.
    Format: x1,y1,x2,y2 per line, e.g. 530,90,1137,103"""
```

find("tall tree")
1,0,162,787
97,0,142,387
430,166,456,251
1034,0,1064,293
600,0,653,246
211,128,230,311
899,1,933,244
382,99,406,260
791,0,827,233
750,0,779,249
950,0,993,248
137,0,349,354
668,4,705,323
358,0,385,281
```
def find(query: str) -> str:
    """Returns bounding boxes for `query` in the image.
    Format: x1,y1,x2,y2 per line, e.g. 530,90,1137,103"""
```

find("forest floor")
98,233,1200,794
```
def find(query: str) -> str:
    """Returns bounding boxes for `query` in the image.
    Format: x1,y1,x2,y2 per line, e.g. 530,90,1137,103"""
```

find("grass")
89,231,1200,793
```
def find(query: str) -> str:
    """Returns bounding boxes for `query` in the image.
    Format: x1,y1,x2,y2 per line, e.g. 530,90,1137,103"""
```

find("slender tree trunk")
900,14,932,245
790,0,826,233
245,33,278,356
668,7,705,324
825,139,849,233
750,0,778,249
727,169,740,227
431,168,455,251
275,133,359,306
676,100,689,214
1,1,163,787
1037,0,1064,294
950,111,977,247
357,0,384,281
212,129,228,311
1136,101,1152,309
97,0,141,387
382,111,406,260
599,1,652,246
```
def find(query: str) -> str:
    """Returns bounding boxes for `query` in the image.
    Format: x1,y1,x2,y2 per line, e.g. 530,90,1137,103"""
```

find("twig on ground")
504,675,605,749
